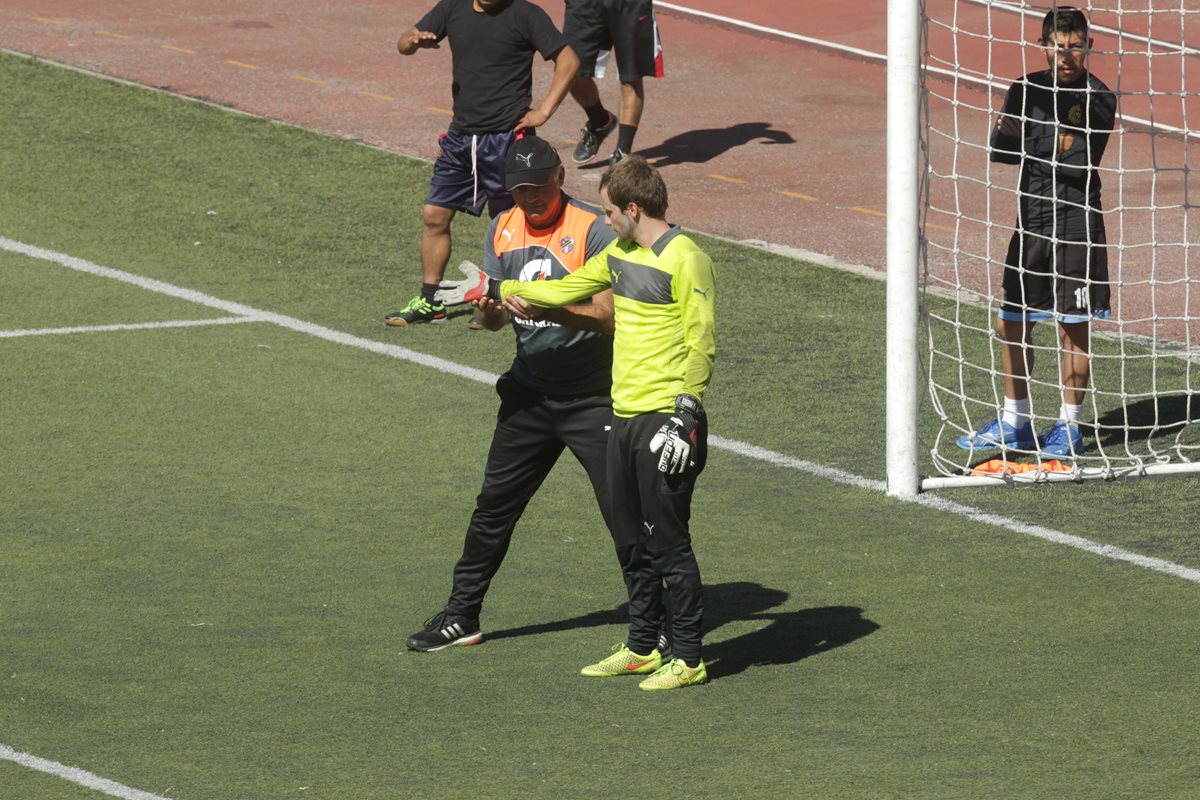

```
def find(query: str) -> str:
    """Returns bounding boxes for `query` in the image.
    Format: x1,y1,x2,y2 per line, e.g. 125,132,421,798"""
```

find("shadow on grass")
699,583,880,678
485,605,626,642
1094,393,1200,448
487,581,879,679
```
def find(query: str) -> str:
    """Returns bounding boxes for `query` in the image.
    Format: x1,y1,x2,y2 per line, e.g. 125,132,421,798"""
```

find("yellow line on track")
425,106,453,116
32,17,68,25
97,31,132,40
291,75,327,85
161,45,196,54
358,91,395,102
779,190,817,201
225,60,262,70
850,207,886,218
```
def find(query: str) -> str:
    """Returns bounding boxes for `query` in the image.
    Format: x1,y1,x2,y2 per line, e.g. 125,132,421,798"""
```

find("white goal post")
887,0,1200,495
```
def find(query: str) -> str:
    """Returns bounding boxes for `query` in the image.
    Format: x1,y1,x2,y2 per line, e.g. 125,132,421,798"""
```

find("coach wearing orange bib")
407,136,622,652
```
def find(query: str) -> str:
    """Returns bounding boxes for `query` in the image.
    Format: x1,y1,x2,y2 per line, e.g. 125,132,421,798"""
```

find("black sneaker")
572,113,617,164
385,295,447,327
608,147,628,167
406,610,483,652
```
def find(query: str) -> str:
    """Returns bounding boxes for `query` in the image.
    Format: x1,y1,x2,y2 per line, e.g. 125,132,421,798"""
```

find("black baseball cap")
505,136,562,190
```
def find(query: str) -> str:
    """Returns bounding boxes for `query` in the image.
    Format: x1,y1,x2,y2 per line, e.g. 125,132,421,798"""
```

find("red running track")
1,0,1197,344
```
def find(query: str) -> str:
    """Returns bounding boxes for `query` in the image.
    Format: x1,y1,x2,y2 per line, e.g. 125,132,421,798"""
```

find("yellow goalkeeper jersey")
500,226,715,417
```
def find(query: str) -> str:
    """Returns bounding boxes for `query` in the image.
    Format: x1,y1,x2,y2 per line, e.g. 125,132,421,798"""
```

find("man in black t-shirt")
385,0,580,327
958,7,1116,459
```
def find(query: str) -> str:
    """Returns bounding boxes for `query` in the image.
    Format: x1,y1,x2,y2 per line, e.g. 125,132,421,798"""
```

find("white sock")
1060,402,1082,424
1003,397,1031,428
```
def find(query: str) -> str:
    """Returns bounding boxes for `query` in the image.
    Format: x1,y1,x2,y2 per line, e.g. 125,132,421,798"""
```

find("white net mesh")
921,0,1200,481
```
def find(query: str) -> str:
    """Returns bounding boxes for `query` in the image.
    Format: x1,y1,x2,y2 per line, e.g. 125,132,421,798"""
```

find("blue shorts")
426,130,517,218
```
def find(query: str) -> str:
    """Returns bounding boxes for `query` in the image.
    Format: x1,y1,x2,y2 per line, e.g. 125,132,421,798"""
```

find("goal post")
886,0,922,497
887,0,1200,492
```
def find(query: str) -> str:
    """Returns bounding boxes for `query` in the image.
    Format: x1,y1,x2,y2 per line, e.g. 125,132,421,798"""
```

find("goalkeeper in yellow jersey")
436,155,716,691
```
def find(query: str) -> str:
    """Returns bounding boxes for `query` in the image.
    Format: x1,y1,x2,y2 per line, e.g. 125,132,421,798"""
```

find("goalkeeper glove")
434,260,500,306
649,393,704,475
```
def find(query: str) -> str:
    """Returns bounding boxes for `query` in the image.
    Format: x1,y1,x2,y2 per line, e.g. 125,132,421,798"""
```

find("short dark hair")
1042,7,1089,42
599,155,669,219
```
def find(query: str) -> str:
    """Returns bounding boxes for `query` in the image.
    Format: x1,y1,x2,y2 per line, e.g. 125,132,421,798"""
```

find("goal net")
908,0,1200,489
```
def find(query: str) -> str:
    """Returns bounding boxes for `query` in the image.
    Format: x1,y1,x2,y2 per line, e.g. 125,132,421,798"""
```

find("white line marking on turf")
715,437,1200,583
0,743,172,800
916,492,1200,582
0,316,256,338
6,234,1199,589
0,236,494,386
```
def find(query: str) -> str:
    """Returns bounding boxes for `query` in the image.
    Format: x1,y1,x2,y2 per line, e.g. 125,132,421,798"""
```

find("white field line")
5,234,1197,585
0,237,494,386
714,438,1200,583
0,316,255,338
0,743,172,800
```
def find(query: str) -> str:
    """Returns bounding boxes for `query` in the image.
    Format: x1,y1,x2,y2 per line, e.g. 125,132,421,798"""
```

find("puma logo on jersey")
693,287,711,299
643,522,655,536
501,228,514,241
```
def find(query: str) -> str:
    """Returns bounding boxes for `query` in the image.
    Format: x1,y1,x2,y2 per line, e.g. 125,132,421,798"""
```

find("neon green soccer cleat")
638,658,708,691
384,295,447,327
580,643,662,677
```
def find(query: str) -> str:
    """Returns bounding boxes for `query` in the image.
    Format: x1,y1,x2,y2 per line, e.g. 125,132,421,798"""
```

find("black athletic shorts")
426,129,517,218
563,0,664,81
998,229,1111,323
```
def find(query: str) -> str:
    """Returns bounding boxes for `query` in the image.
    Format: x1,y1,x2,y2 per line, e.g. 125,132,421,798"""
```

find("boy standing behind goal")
959,6,1117,458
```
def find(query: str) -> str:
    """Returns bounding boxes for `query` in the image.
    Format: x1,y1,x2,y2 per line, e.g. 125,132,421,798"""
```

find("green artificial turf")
2,52,1197,800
